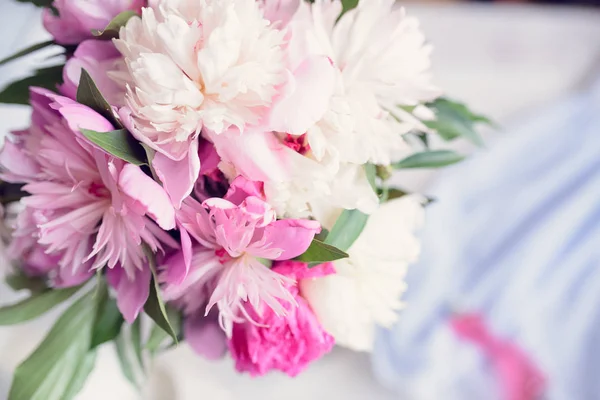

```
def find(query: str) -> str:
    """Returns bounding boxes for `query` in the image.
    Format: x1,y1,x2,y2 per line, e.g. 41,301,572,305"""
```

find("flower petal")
0,139,40,182
106,265,151,323
118,163,176,230
152,140,201,208
184,314,227,360
268,55,336,135
251,219,321,260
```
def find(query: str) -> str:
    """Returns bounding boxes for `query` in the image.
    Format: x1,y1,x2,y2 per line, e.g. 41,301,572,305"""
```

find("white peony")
300,195,425,352
264,162,379,223
114,0,287,160
286,0,441,166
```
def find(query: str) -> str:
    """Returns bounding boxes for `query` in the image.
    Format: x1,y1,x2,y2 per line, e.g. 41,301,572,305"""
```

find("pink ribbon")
451,314,546,400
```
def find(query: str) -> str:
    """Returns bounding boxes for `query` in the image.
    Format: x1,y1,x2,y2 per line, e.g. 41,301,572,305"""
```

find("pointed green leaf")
114,333,139,389
297,239,348,265
393,150,465,169
81,128,147,166
339,0,359,19
143,248,178,342
91,297,124,348
8,290,96,400
61,350,98,400
426,98,491,146
364,163,377,192
131,318,144,367
0,65,63,105
76,69,121,127
0,286,81,326
146,307,181,354
92,11,139,40
325,209,369,252
0,40,55,67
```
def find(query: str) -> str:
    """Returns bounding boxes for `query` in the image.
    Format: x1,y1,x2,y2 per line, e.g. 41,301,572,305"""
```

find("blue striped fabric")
373,78,600,400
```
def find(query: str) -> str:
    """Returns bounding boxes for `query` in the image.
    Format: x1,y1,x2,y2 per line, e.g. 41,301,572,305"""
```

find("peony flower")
301,196,425,352
229,261,335,377
160,176,321,336
114,0,288,205
0,88,177,322
208,126,379,222
282,0,441,166
60,40,126,106
43,0,145,45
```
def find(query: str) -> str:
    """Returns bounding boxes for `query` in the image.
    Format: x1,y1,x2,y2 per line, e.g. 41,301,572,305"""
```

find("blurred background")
1,0,600,399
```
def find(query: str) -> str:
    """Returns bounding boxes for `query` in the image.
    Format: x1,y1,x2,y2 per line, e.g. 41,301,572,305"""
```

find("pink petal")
59,40,122,104
268,55,336,135
224,176,265,205
184,314,227,360
106,265,151,323
208,128,292,183
272,260,336,280
160,243,188,286
0,140,40,182
198,139,221,175
53,264,94,288
251,219,321,261
118,163,176,230
152,140,201,208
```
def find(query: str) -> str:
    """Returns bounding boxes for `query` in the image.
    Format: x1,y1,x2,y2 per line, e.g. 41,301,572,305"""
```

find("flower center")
215,248,232,264
283,134,311,155
87,182,110,198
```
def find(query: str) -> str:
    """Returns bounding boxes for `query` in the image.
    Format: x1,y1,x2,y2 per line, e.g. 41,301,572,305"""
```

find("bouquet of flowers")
0,0,489,398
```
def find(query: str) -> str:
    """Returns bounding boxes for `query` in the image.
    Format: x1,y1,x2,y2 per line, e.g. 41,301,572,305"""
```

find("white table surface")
0,2,599,400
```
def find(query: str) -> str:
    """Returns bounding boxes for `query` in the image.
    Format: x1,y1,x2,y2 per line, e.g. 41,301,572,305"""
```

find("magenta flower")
229,261,335,377
161,176,321,336
43,0,145,45
0,88,176,322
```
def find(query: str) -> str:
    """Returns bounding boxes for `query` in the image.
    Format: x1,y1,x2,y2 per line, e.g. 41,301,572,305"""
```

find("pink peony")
160,176,321,336
0,88,176,322
43,0,145,45
59,40,125,106
228,261,335,377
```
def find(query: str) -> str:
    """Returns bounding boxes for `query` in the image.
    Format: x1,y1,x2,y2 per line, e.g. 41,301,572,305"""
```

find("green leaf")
76,69,121,127
15,0,53,7
0,286,81,326
0,40,55,67
61,350,98,400
114,333,139,389
425,98,491,147
92,11,139,40
387,188,410,200
364,163,377,192
339,0,359,19
146,307,181,354
0,65,63,105
5,273,47,293
81,128,147,166
393,150,465,169
143,248,178,343
145,323,169,355
297,239,348,265
387,187,436,205
131,318,144,367
325,209,369,252
8,290,96,400
91,297,124,348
